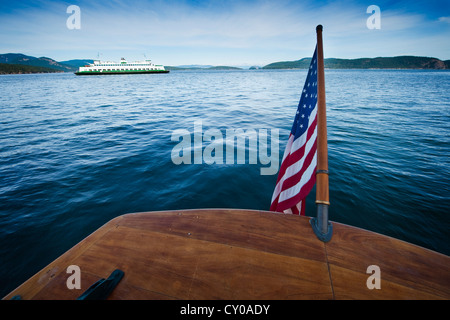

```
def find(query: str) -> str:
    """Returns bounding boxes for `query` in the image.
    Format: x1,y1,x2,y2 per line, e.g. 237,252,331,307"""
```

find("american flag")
270,46,318,215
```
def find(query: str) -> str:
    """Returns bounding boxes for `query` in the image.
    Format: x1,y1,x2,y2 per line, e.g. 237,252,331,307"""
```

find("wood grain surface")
4,209,449,300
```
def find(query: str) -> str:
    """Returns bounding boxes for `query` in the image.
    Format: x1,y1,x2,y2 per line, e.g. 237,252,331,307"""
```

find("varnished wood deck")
4,209,450,300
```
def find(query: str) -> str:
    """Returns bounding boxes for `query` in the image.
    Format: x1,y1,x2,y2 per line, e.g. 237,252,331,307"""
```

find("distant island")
0,53,86,74
263,56,450,70
1,53,449,74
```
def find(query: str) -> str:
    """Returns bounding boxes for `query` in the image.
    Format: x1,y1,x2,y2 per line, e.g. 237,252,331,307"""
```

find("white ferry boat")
75,58,169,75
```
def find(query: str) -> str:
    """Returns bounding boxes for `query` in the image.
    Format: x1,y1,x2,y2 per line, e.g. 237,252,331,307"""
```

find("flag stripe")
270,132,316,209
279,116,317,190
270,104,317,209
270,107,317,205
280,124,317,192
274,135,294,185
277,151,317,210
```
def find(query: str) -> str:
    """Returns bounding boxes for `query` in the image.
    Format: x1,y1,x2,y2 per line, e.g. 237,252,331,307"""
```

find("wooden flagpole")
311,25,333,242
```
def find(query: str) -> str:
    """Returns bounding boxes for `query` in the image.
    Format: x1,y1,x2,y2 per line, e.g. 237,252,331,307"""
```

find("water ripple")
0,69,449,297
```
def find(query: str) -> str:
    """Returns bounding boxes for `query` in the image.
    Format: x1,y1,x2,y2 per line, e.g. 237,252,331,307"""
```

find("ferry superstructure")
75,58,169,75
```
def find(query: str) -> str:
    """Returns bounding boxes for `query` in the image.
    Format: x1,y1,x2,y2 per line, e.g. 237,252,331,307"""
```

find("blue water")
1,69,449,297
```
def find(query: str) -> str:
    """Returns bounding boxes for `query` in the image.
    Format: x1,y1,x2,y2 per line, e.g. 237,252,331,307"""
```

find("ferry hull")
75,70,169,75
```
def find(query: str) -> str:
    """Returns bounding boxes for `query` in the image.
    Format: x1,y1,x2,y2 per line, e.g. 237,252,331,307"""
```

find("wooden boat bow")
4,209,449,300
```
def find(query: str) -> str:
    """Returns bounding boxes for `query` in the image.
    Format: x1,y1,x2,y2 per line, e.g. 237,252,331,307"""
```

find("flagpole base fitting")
310,217,333,242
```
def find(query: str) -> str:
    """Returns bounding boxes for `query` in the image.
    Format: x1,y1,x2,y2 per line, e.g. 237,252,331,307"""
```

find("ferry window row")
90,68,157,71
98,64,151,66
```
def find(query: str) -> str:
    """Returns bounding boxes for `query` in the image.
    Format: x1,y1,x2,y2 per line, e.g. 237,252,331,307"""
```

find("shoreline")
2,68,450,75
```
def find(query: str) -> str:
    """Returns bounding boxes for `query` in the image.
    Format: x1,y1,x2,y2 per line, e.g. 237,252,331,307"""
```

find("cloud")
438,16,450,23
0,0,449,64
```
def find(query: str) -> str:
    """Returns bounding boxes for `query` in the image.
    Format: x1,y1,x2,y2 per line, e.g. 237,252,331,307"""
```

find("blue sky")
0,0,449,66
